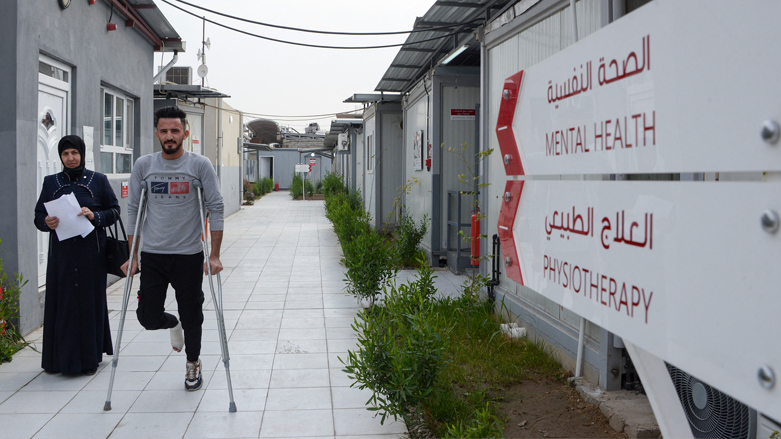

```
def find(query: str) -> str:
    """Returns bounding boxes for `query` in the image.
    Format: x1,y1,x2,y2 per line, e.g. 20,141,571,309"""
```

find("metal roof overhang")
243,143,274,152
324,119,363,148
343,93,403,103
376,0,512,93
154,84,231,100
109,0,185,52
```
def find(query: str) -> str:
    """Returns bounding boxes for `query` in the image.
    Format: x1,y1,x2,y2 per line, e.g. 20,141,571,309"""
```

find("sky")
153,0,433,133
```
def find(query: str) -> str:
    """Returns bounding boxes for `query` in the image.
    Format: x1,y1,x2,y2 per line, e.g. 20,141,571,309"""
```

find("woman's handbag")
105,209,130,278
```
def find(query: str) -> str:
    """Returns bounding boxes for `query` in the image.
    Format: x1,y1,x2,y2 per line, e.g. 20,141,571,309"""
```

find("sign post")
294,163,309,201
494,0,781,431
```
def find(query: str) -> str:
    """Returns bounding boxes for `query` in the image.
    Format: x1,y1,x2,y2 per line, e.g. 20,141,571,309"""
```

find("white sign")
83,126,94,170
498,179,781,418
413,130,423,171
496,0,781,176
295,164,309,173
451,109,476,121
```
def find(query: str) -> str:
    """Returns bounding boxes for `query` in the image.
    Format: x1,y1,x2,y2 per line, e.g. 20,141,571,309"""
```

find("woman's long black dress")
34,170,120,374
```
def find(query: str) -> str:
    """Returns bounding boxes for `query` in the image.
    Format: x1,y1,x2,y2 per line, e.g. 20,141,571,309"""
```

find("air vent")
666,363,757,439
165,66,192,85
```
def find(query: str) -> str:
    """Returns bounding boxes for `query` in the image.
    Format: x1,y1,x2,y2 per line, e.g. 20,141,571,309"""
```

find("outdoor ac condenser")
666,364,781,439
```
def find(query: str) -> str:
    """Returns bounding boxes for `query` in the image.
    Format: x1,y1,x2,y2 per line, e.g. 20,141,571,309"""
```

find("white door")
37,56,71,287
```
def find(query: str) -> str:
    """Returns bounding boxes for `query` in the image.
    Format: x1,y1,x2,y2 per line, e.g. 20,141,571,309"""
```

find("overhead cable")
166,0,481,36
160,0,478,50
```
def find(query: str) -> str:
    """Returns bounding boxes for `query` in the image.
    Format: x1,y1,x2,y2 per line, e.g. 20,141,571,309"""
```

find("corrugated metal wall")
404,91,434,250
486,0,604,339
363,116,377,222
380,112,404,228
441,86,480,251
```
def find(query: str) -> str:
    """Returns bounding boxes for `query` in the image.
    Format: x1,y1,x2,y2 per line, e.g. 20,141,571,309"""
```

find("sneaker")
170,321,184,352
185,359,202,391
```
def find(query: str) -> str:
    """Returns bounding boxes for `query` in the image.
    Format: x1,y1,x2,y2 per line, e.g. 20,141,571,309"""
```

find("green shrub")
342,264,447,425
394,211,428,267
315,179,324,194
342,228,398,305
290,175,314,199
261,177,274,194
0,238,30,364
323,172,346,197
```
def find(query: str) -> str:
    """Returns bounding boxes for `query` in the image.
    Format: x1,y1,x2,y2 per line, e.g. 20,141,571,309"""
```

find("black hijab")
58,135,86,180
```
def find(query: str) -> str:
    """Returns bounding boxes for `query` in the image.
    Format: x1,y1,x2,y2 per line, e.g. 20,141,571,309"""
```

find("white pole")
568,0,587,380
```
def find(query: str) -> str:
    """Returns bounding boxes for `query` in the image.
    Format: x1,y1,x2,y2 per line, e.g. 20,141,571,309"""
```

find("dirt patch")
295,194,325,200
495,377,627,439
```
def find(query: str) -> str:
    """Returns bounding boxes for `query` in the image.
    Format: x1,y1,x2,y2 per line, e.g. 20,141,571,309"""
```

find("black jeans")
137,251,205,362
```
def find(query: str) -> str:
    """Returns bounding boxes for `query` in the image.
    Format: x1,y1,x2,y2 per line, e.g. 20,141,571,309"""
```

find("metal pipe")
153,50,179,84
569,0,585,379
570,0,579,43
575,317,586,377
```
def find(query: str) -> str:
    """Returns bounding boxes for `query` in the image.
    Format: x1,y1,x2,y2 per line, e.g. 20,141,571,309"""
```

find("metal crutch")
104,180,148,411
193,179,237,413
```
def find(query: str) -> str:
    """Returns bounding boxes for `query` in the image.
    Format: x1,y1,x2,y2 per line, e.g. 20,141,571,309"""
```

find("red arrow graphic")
495,71,525,176
497,180,524,285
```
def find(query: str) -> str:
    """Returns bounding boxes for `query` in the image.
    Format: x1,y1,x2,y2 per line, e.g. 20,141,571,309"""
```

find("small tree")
0,238,30,364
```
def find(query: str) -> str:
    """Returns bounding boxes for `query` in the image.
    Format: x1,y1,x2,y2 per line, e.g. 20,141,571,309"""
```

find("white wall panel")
486,0,603,334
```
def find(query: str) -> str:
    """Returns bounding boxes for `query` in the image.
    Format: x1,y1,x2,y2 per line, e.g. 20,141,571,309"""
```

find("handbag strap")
107,209,127,240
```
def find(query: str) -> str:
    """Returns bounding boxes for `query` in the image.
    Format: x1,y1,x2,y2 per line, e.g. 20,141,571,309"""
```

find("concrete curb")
568,377,661,439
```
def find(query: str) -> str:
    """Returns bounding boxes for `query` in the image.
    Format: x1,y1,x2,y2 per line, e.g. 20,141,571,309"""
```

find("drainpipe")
153,50,178,84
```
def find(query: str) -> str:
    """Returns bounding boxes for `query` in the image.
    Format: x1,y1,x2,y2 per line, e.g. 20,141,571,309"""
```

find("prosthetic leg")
104,181,148,411
193,179,237,413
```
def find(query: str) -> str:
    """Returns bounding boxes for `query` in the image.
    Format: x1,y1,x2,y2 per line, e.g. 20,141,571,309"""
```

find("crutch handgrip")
192,179,203,189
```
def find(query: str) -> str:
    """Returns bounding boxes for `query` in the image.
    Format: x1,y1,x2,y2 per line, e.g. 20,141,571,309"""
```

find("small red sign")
170,182,190,194
310,158,316,164
121,181,129,198
451,109,476,116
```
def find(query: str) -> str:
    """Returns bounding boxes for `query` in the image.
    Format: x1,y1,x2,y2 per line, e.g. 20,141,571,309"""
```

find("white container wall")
484,0,606,376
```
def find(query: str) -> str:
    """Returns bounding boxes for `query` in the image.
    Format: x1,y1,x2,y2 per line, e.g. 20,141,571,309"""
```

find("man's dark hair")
154,106,187,129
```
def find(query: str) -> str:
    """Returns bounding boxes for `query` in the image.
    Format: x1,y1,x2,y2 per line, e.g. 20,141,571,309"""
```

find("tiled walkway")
0,191,465,439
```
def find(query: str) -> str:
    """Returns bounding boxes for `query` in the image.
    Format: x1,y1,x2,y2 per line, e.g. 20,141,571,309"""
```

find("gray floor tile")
184,411,263,438
265,387,332,410
32,412,124,439
0,390,78,414
269,369,330,388
108,412,193,439
272,353,329,370
259,409,334,438
333,408,407,436
0,414,54,439
0,372,40,391
61,390,141,414
196,388,267,412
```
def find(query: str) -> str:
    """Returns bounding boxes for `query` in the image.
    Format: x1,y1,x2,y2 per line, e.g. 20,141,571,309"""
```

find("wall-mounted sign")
121,181,128,198
496,1,781,176
294,164,309,173
414,130,424,171
451,109,476,121
498,179,781,418
83,126,94,170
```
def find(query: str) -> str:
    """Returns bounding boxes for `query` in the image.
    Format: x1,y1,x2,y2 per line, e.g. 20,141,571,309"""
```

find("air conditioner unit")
666,363,781,439
164,66,192,85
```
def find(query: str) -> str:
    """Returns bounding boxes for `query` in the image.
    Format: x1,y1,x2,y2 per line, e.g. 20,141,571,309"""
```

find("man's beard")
161,139,183,155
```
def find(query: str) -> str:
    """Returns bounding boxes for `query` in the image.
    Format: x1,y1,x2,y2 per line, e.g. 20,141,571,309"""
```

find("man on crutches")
121,106,223,391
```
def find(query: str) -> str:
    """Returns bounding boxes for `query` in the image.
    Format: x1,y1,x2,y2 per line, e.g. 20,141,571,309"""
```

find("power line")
160,0,478,50
166,0,480,36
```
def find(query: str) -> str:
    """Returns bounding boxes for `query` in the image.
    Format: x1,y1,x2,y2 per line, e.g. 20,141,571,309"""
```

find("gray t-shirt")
127,151,224,255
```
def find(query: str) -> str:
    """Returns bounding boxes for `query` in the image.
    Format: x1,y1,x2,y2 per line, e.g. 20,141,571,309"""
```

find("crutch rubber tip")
229,402,237,413
104,401,112,411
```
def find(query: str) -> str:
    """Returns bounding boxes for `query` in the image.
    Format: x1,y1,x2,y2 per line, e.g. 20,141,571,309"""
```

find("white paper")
43,193,95,241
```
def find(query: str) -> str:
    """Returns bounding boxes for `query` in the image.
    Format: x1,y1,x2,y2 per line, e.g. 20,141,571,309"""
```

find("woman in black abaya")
34,135,119,374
